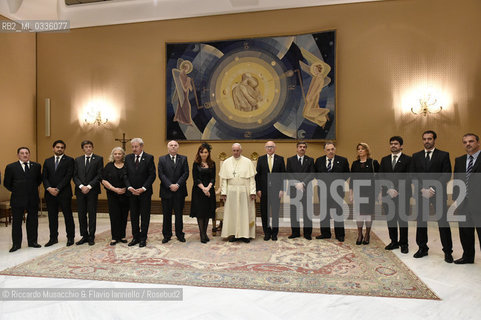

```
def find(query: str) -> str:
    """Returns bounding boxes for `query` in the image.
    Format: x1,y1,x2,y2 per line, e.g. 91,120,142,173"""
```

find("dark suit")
42,154,75,241
379,153,412,246
286,155,315,237
123,152,156,241
73,154,104,241
158,154,189,239
315,155,350,238
4,161,42,247
410,148,452,253
255,154,286,237
453,153,481,260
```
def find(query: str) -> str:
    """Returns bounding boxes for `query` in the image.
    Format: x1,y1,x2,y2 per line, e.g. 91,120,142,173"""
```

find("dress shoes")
240,238,250,243
88,239,95,246
316,234,331,239
264,234,271,241
400,245,409,254
288,234,300,239
413,248,429,258
139,240,146,247
9,245,20,253
355,235,363,245
119,239,128,243
304,235,312,240
28,243,42,248
66,238,75,247
177,236,186,243
454,257,474,264
228,236,236,242
384,242,399,250
201,239,208,244
76,238,88,245
110,240,118,246
444,253,454,263
336,236,345,242
128,239,140,246
44,239,58,247
162,238,170,244
271,235,278,241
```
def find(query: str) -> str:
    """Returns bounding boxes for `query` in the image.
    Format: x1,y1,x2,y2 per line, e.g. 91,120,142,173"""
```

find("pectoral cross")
115,133,131,150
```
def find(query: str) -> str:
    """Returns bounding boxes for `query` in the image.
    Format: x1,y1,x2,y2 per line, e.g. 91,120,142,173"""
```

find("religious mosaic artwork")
166,31,336,140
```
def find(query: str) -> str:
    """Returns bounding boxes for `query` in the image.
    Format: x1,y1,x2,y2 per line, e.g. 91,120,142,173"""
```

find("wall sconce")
411,92,443,116
84,109,108,126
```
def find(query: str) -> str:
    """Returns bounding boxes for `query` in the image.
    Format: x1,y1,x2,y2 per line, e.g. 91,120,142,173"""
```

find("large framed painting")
166,30,336,141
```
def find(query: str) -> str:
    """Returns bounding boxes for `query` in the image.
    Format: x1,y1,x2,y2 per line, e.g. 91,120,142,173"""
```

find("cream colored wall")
35,0,481,200
0,16,36,201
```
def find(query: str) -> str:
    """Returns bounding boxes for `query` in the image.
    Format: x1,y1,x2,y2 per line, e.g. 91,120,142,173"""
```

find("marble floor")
0,214,480,320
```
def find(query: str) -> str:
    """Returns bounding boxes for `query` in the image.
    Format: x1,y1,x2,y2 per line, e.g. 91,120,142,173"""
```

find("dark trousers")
290,191,312,237
320,199,345,238
107,193,129,240
415,197,452,253
260,191,280,237
11,201,38,246
76,192,98,240
383,200,408,246
162,194,185,239
45,193,75,240
129,193,152,241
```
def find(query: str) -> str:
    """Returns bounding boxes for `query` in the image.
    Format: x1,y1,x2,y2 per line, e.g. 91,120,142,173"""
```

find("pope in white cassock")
219,143,257,242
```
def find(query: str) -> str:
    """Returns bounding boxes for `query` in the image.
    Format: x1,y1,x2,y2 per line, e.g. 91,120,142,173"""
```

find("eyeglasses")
265,146,275,149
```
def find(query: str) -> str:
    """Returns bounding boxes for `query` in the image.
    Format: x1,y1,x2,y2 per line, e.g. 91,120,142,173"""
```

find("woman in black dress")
190,143,216,243
101,147,129,246
349,142,379,245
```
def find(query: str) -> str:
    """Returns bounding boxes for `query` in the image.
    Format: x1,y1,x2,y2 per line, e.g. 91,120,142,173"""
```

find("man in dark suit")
286,141,315,240
4,147,42,252
256,141,286,241
379,136,412,254
453,133,481,264
42,140,75,247
73,140,104,246
123,137,156,247
410,130,453,263
158,140,189,243
314,141,350,242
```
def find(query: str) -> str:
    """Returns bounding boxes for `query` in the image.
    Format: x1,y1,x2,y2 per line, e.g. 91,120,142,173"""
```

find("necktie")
171,156,176,164
55,156,59,170
425,151,431,168
392,155,398,170
268,155,273,173
327,158,332,172
23,162,30,173
135,155,140,168
86,156,91,167
299,157,302,166
466,155,474,196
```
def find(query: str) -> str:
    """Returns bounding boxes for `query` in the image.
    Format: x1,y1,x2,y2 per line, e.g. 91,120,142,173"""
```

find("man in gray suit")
73,140,104,246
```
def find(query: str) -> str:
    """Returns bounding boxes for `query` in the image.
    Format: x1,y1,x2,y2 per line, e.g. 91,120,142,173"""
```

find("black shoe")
205,236,210,242
264,234,271,241
240,238,250,243
316,234,331,239
454,257,474,264
413,248,429,258
177,236,186,243
288,234,300,239
119,239,128,243
228,236,236,242
88,239,95,246
139,240,146,247
76,238,88,245
362,235,370,245
128,239,140,246
162,238,170,244
66,238,75,247
44,239,58,247
356,235,363,245
9,245,20,252
336,236,345,242
201,239,208,244
28,243,41,248
110,240,118,246
444,253,454,263
271,235,278,241
400,245,409,254
385,242,399,250
304,235,312,240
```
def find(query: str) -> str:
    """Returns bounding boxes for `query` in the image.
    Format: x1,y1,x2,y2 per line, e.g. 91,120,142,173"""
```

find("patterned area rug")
0,223,438,299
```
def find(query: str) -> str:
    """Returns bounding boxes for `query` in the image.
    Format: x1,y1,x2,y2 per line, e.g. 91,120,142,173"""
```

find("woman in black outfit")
190,143,216,243
102,147,129,246
349,142,379,245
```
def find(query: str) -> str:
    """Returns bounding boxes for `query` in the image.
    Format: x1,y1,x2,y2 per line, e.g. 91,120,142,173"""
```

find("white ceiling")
0,0,381,29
